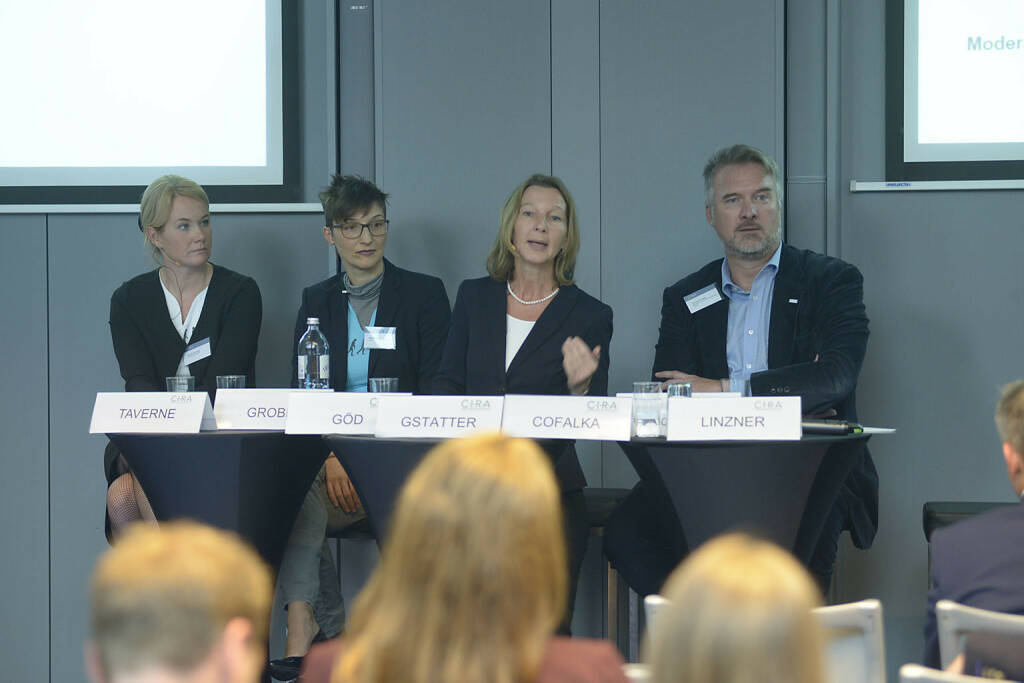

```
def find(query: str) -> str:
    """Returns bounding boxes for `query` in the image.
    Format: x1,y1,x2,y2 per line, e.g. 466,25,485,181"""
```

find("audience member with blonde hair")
300,433,627,683
644,533,826,683
86,521,272,683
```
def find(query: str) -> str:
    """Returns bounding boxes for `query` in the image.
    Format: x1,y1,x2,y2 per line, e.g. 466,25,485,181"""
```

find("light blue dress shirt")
344,303,377,392
721,245,782,391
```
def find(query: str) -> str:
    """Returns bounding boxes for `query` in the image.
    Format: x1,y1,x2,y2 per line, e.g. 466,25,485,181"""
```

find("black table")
618,434,870,563
108,431,328,570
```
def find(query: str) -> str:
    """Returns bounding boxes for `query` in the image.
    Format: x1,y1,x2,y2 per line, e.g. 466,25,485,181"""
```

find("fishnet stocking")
106,472,156,538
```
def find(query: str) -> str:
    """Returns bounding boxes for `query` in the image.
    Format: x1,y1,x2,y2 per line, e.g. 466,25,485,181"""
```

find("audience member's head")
333,432,566,683
645,533,825,683
995,379,1024,497
87,521,272,683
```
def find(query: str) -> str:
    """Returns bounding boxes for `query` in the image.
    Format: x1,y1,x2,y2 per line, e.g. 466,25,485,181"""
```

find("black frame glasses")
328,219,389,239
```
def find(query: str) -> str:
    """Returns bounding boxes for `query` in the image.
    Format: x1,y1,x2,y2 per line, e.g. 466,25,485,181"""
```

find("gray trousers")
278,462,365,637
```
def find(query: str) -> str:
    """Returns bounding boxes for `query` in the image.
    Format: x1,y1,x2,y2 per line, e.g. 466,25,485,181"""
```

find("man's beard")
726,221,782,261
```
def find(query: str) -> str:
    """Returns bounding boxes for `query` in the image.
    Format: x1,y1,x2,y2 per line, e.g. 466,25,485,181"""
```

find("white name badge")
666,396,802,441
501,395,631,441
182,337,212,366
284,391,410,435
684,284,723,314
214,388,314,430
90,392,216,434
364,326,397,350
374,395,504,439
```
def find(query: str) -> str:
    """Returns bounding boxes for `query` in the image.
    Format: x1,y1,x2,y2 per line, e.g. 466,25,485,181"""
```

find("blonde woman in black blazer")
104,175,261,540
435,173,612,631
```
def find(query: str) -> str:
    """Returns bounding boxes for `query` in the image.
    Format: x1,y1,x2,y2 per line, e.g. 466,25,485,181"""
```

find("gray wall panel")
48,214,148,683
299,0,334,202
599,0,784,489
374,0,551,296
0,215,50,682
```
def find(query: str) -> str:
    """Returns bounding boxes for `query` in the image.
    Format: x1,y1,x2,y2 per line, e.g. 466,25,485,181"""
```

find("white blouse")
505,315,536,371
160,276,209,376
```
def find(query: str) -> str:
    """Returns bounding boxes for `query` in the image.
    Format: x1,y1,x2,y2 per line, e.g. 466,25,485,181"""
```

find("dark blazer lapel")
694,267,730,379
479,279,509,382
507,285,580,376
368,261,399,378
768,245,804,369
327,278,350,387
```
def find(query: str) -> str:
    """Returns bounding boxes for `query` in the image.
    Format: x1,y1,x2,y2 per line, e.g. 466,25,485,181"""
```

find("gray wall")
3,0,1008,679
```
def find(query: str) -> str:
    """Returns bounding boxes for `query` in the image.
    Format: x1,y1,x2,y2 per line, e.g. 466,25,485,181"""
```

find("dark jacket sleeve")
433,280,470,395
415,277,452,394
651,281,704,378
749,262,868,415
201,276,262,388
581,300,613,396
109,286,164,392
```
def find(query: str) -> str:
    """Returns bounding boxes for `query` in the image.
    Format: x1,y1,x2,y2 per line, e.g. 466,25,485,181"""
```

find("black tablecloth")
617,434,870,562
108,431,328,571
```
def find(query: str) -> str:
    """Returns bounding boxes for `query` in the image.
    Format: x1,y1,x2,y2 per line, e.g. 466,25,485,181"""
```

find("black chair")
922,501,1016,580
584,487,635,657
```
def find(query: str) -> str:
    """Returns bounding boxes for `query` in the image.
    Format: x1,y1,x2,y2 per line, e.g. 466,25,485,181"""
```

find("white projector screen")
0,0,295,202
890,0,1024,180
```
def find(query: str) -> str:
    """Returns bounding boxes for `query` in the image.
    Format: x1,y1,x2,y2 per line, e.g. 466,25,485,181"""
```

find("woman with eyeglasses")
104,174,262,540
271,174,451,679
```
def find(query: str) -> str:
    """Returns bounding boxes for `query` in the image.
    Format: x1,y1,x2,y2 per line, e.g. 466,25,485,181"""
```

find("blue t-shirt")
345,304,377,392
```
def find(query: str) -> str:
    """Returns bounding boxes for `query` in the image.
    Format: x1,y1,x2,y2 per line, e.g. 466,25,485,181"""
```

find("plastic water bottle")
297,317,330,389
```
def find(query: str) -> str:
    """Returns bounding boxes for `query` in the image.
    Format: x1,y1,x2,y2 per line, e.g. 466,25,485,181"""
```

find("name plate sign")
214,389,318,430
89,392,215,434
501,395,630,441
374,395,504,439
284,392,410,435
666,396,801,441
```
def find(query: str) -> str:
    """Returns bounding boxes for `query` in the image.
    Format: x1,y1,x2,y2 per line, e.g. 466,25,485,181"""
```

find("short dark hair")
702,144,783,210
318,174,389,226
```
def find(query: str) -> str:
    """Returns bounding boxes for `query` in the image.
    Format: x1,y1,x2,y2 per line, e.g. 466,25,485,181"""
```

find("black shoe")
268,656,303,681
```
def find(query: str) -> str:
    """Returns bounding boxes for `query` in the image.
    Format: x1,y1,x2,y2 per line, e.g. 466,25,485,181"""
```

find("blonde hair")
645,533,826,683
89,521,272,679
996,380,1024,454
333,433,567,683
486,174,580,286
139,174,210,257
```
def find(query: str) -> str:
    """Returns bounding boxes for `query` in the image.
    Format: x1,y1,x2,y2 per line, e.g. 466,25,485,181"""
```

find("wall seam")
45,214,52,683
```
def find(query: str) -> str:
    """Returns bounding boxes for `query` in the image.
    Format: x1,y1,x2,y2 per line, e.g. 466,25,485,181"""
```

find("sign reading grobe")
214,389,319,430
666,396,802,441
501,395,631,441
89,392,216,434
374,395,504,439
284,391,410,435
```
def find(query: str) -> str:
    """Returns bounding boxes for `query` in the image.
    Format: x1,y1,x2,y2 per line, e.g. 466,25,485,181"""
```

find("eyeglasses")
328,219,389,239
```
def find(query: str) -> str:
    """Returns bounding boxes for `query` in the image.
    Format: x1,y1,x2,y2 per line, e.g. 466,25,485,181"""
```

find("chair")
642,594,671,643
813,598,887,683
584,487,635,655
898,664,986,682
622,663,651,681
921,503,1015,579
936,600,1024,670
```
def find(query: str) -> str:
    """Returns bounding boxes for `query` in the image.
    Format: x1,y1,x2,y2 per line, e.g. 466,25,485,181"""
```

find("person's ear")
145,225,162,250
218,617,262,683
705,204,713,225
84,642,107,683
323,226,336,245
1003,442,1023,481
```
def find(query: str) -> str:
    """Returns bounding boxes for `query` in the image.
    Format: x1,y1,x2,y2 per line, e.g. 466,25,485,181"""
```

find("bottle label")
297,356,307,380
319,356,330,380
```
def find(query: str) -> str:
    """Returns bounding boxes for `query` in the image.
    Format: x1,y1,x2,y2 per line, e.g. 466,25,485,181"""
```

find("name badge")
684,284,722,314
182,337,212,366
666,396,801,441
285,391,409,435
214,388,314,430
90,392,216,434
374,395,503,438
501,395,631,441
364,326,397,350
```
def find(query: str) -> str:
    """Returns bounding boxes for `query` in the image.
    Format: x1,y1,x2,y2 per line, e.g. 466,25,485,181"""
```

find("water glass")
632,381,664,438
216,375,246,389
368,377,399,393
667,382,692,398
165,375,195,392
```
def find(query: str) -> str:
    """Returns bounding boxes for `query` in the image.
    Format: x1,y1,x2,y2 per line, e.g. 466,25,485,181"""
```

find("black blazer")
652,243,877,549
109,264,262,394
106,264,262,482
435,276,613,490
290,259,451,394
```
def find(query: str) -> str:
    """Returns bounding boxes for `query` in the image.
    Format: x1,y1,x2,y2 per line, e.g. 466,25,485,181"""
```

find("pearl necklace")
507,281,559,305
